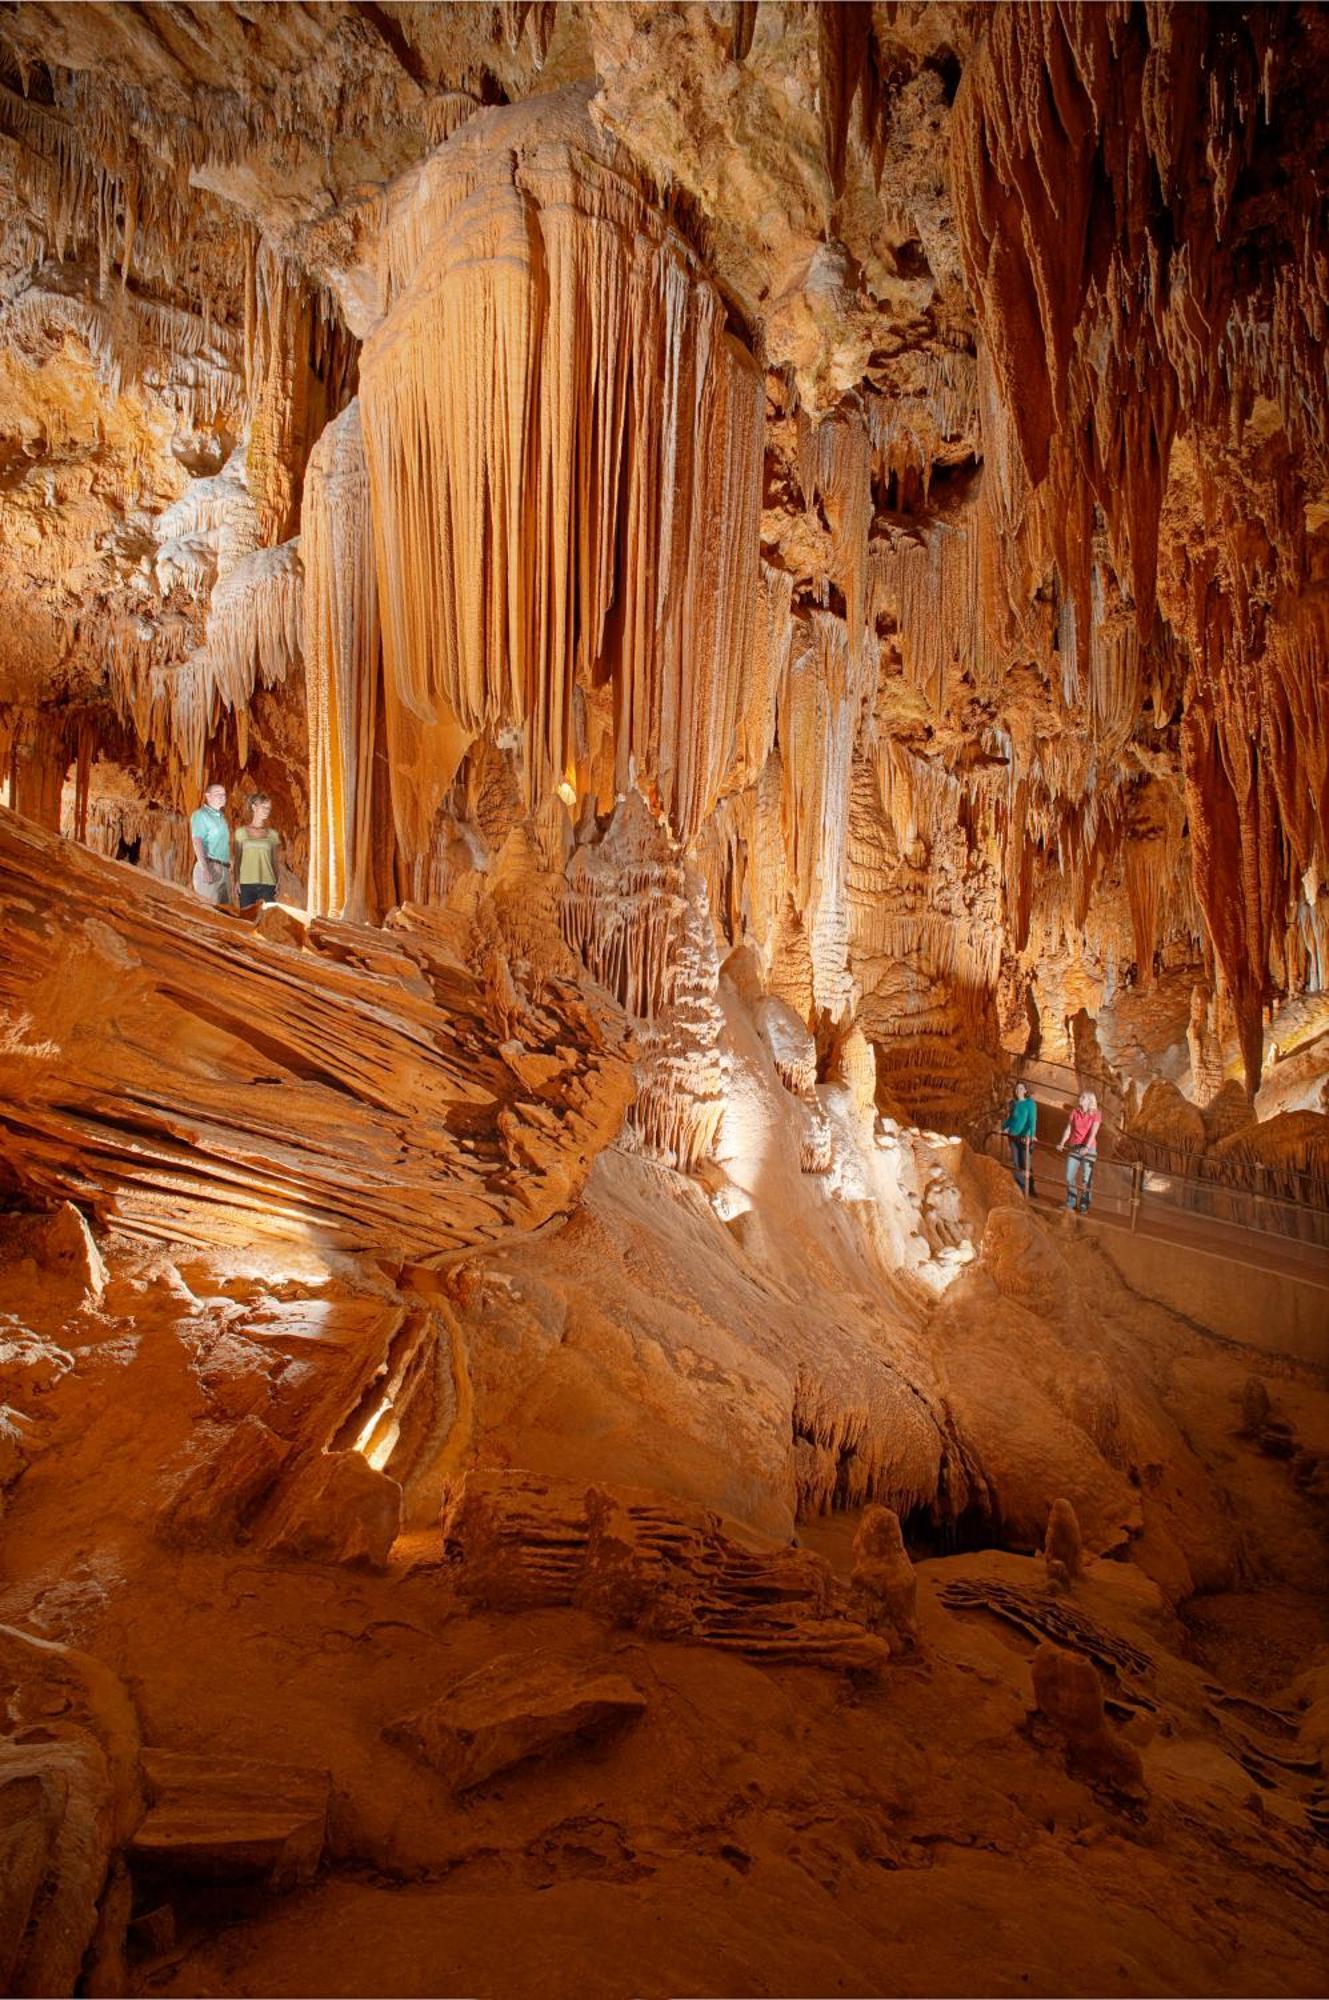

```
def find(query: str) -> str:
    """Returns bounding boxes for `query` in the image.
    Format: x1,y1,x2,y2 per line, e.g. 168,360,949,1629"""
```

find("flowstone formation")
1,7,1327,1999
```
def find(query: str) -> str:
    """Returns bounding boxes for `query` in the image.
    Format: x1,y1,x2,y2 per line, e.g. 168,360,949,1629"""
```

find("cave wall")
0,1,1327,1128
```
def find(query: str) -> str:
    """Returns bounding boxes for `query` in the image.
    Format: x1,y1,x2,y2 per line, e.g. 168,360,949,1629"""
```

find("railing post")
1129,1159,1143,1234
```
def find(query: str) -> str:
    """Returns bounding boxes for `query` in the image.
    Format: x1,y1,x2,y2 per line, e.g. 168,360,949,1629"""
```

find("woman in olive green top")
234,792,281,910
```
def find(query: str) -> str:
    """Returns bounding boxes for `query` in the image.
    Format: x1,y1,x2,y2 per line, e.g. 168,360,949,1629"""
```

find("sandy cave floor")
2,1197,1328,2000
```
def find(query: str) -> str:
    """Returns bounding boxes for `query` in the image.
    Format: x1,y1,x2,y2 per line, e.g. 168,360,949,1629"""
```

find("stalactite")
817,0,882,204
0,274,245,430
358,92,763,856
247,244,356,548
2,705,68,829
952,2,1329,1088
118,542,302,795
802,405,872,655
563,792,685,1026
871,516,992,709
866,350,981,508
728,563,794,796
848,742,1005,1008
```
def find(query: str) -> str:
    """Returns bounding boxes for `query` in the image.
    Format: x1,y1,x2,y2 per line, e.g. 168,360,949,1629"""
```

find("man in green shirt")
189,782,233,906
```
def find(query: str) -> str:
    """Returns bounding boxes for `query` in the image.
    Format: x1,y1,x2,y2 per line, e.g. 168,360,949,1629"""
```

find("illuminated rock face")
1,9,1328,1999
0,810,633,1254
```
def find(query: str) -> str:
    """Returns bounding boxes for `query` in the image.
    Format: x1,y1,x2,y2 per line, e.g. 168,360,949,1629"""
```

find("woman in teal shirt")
1001,1081,1037,1196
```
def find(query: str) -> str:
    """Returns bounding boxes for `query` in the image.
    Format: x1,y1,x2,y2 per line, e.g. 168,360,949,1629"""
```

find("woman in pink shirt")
1058,1091,1102,1214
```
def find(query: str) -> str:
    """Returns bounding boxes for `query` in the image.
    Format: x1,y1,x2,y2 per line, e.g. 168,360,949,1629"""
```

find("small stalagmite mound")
1043,1497,1083,1594
1030,1642,1147,1803
850,1504,919,1650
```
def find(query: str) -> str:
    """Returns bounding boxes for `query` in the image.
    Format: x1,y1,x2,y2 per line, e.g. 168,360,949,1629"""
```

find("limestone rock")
23,1203,107,1305
157,1418,290,1550
261,1450,401,1569
441,1470,890,1673
980,1204,1073,1321
1043,1498,1083,1592
0,1626,142,2000
0,1326,74,1406
1201,1078,1256,1146
1031,1642,1146,1801
127,1903,176,1961
253,902,308,950
754,995,818,1097
850,1506,917,1649
0,814,633,1258
385,1652,647,1794
1126,1078,1207,1165
0,1737,116,1999
131,1749,329,1891
0,1407,32,1488
1240,1376,1272,1438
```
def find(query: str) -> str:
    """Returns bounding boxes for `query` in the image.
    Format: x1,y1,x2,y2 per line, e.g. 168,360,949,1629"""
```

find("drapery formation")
357,91,764,858
302,400,381,922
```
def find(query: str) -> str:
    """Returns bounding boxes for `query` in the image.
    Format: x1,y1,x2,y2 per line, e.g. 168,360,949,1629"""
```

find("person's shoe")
1066,1196,1077,1211
1077,1195,1090,1215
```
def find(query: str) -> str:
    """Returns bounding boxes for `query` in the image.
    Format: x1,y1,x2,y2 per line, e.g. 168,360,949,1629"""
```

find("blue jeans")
1066,1150,1095,1208
1007,1135,1034,1193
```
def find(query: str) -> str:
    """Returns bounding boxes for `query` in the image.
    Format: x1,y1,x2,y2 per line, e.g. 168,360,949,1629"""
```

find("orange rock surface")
0,7,1327,1998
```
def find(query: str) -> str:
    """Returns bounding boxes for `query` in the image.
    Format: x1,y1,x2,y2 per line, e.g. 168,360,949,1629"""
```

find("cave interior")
0,6,1327,1998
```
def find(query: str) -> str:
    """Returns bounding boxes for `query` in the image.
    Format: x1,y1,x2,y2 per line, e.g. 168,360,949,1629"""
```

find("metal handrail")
993,1055,1327,1213
982,1123,1329,1254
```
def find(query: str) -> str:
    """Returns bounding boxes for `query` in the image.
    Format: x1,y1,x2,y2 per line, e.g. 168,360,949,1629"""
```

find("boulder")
386,1652,646,1793
980,1204,1073,1320
157,1418,290,1549
130,1749,329,1891
262,1450,401,1568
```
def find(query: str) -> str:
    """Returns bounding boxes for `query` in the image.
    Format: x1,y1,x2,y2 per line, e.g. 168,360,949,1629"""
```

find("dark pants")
1007,1135,1035,1194
238,883,277,909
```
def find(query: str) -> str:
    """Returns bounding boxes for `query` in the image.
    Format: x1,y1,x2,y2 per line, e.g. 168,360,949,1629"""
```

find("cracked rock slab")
130,1750,330,1891
385,1653,647,1794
